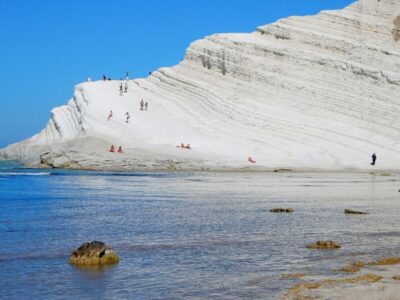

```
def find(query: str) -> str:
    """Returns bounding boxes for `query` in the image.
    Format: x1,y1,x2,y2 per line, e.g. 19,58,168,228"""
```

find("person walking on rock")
371,153,377,166
107,110,113,121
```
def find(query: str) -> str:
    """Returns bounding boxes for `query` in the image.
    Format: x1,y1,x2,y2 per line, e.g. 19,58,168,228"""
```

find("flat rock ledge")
344,209,368,215
41,152,82,169
270,208,294,213
69,241,119,266
307,241,341,250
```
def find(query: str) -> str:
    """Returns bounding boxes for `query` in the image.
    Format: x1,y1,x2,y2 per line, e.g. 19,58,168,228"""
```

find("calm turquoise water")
1,161,400,299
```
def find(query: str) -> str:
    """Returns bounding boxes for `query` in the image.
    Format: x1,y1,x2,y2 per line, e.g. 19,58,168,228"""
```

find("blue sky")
0,0,354,148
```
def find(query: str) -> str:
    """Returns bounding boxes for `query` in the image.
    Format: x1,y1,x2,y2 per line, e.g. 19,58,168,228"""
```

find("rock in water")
270,208,294,213
338,261,365,273
307,241,341,249
69,241,119,266
344,209,368,215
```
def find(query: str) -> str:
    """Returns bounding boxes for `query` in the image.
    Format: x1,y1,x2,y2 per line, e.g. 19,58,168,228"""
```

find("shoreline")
2,158,400,174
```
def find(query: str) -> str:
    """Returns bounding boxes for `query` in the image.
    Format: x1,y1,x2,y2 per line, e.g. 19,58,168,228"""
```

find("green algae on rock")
69,241,119,266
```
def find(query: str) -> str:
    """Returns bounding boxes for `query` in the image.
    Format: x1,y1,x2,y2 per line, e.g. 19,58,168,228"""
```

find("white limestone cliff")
2,0,400,171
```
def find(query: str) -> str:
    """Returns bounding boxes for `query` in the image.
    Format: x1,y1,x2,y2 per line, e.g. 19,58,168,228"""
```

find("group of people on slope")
106,71,129,82
107,110,131,123
88,71,129,83
109,145,124,153
107,105,148,123
107,110,130,123
119,82,129,95
177,143,191,150
140,99,148,111
117,72,130,95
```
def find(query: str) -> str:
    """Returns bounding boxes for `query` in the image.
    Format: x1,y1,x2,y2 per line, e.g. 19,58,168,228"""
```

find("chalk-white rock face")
2,0,400,170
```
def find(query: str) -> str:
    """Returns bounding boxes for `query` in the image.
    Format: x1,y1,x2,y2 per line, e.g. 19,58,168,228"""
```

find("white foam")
0,172,51,176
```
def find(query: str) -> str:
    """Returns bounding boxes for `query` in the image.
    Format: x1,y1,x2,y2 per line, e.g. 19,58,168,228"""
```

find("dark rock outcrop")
344,209,368,215
270,208,294,213
69,241,119,266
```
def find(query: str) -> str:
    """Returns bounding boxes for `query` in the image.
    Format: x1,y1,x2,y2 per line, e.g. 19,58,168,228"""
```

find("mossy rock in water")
307,241,341,250
338,261,365,273
69,241,119,266
368,257,400,266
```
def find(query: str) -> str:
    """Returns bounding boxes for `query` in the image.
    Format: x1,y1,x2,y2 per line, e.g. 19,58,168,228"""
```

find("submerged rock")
270,208,294,213
307,241,341,250
368,257,400,266
338,261,365,273
285,273,382,299
69,241,119,266
280,273,308,280
344,209,368,215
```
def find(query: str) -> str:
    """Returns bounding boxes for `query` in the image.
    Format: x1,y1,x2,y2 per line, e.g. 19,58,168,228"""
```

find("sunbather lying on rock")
177,143,191,149
248,157,256,163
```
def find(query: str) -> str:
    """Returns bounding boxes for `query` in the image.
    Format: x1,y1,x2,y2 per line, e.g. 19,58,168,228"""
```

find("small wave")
0,172,51,176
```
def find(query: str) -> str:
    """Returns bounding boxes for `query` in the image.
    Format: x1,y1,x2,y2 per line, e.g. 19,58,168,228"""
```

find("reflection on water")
72,263,118,279
0,167,400,299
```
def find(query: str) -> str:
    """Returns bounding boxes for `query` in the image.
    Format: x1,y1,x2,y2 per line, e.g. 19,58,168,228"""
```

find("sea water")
1,161,400,299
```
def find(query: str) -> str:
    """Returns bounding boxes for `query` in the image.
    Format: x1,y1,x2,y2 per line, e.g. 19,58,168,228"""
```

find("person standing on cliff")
371,153,377,166
119,82,123,96
107,110,113,121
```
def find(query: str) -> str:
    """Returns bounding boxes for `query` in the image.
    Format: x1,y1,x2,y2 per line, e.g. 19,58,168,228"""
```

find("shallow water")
1,162,400,299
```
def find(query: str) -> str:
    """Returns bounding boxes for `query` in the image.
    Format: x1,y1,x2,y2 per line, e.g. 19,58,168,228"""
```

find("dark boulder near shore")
69,241,119,266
